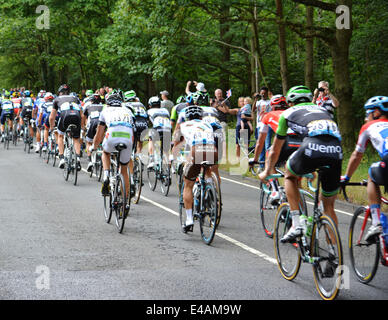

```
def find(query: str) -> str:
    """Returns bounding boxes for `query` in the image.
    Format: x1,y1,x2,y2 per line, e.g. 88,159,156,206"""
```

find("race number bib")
154,116,170,128
307,120,341,140
90,111,100,119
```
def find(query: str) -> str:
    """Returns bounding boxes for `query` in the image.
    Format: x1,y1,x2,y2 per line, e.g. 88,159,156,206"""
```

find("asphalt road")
1,142,388,300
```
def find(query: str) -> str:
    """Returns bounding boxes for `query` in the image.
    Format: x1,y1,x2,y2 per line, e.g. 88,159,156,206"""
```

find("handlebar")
340,180,368,202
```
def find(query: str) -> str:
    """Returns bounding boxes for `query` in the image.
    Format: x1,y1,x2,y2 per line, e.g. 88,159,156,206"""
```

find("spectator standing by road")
160,90,174,114
312,81,340,119
211,89,230,162
252,87,272,166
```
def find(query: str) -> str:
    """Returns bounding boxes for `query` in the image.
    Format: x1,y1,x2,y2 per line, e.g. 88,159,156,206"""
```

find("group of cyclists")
1,82,388,298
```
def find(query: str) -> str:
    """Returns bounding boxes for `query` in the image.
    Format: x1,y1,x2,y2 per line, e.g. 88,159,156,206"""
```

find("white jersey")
356,119,388,159
147,107,171,130
180,119,215,147
99,106,134,137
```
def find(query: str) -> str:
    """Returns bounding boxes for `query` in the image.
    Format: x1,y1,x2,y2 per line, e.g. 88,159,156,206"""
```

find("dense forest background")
0,0,387,149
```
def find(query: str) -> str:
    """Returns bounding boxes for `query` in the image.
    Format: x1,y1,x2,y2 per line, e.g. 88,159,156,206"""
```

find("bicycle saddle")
115,143,127,151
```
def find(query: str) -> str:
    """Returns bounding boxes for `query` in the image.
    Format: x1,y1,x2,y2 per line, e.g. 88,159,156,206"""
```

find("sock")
290,210,300,228
186,209,193,224
59,154,64,160
269,179,279,192
370,204,381,226
44,142,48,147
104,170,110,181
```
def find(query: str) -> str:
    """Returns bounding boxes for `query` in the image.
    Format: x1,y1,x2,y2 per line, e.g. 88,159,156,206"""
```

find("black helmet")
185,106,203,121
106,90,123,106
193,92,209,106
58,84,70,95
90,93,101,104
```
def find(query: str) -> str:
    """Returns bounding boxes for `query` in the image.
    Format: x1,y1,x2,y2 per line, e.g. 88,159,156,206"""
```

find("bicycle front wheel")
349,206,379,284
114,174,127,233
273,203,301,281
147,164,157,191
311,215,343,300
160,156,171,197
199,179,219,245
259,182,278,238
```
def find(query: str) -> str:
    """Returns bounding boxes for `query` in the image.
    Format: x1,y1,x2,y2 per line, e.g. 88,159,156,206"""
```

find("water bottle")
380,213,388,245
306,216,314,237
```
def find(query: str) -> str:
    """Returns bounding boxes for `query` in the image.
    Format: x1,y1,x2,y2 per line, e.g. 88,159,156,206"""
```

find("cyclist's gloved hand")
340,175,350,184
248,158,256,167
89,145,95,153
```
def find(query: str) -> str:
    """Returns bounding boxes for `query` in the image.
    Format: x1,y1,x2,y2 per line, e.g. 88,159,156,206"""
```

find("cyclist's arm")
49,109,57,130
344,150,363,179
253,131,267,162
93,123,106,148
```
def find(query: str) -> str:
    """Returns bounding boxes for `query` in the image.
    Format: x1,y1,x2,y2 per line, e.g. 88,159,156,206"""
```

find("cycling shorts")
0,109,14,125
183,144,218,181
57,110,81,138
44,113,59,129
133,117,148,140
369,154,388,189
36,113,49,128
276,135,303,165
85,119,99,143
286,136,343,197
21,106,33,121
102,127,134,165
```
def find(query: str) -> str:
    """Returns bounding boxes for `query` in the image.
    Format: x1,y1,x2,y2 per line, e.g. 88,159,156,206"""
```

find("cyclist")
0,91,14,142
147,96,172,169
49,84,83,171
82,93,104,172
36,92,52,152
19,90,35,145
172,106,218,232
33,90,47,153
170,95,188,129
341,96,388,242
40,92,55,152
259,86,343,246
90,90,134,214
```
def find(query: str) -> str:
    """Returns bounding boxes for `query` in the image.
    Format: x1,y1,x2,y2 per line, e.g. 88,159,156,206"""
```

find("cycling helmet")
85,89,94,97
4,91,10,98
193,92,209,106
90,93,101,104
176,95,186,104
148,96,161,108
364,96,388,112
58,84,70,95
106,89,123,106
44,92,54,101
38,90,46,98
12,92,19,98
24,90,31,97
124,90,137,102
286,86,313,104
185,106,203,121
270,95,288,110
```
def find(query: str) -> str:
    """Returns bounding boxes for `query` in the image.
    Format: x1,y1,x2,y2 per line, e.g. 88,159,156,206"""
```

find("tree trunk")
305,6,314,90
219,5,231,92
276,0,289,95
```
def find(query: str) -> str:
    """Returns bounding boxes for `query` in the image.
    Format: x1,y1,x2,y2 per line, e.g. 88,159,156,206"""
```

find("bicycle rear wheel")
68,145,78,186
349,206,379,284
147,162,157,191
114,174,127,233
178,178,187,232
211,172,222,228
311,215,343,300
273,203,301,281
199,179,219,245
132,155,143,204
103,192,113,223
160,155,171,197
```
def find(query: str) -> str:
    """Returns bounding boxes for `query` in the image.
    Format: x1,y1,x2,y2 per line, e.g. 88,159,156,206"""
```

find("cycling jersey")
124,102,148,140
20,98,34,120
99,106,134,164
54,95,82,137
355,119,388,159
276,103,341,141
170,103,188,122
147,108,171,130
180,119,215,147
11,97,21,114
0,99,14,125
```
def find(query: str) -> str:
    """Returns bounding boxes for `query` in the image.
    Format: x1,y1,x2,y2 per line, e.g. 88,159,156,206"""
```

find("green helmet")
176,95,186,104
193,91,210,106
286,86,313,104
124,90,137,102
4,90,10,98
85,90,94,97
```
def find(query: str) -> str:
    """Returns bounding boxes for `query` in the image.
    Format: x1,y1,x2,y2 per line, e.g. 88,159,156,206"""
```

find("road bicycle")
179,161,221,245
2,114,12,150
342,181,388,284
90,146,103,181
63,124,79,186
46,129,58,166
12,117,18,146
272,166,343,300
23,117,33,153
103,143,130,233
147,133,171,197
259,164,310,238
130,137,144,204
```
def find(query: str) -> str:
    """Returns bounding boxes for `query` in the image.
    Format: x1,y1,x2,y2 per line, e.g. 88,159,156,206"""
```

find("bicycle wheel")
114,174,127,233
132,155,143,204
211,172,222,228
46,144,51,164
103,192,113,223
160,155,171,197
259,182,278,238
147,160,157,191
273,203,302,281
349,206,379,284
311,215,343,300
12,126,17,146
178,178,187,232
52,143,57,167
68,146,78,186
199,179,219,245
